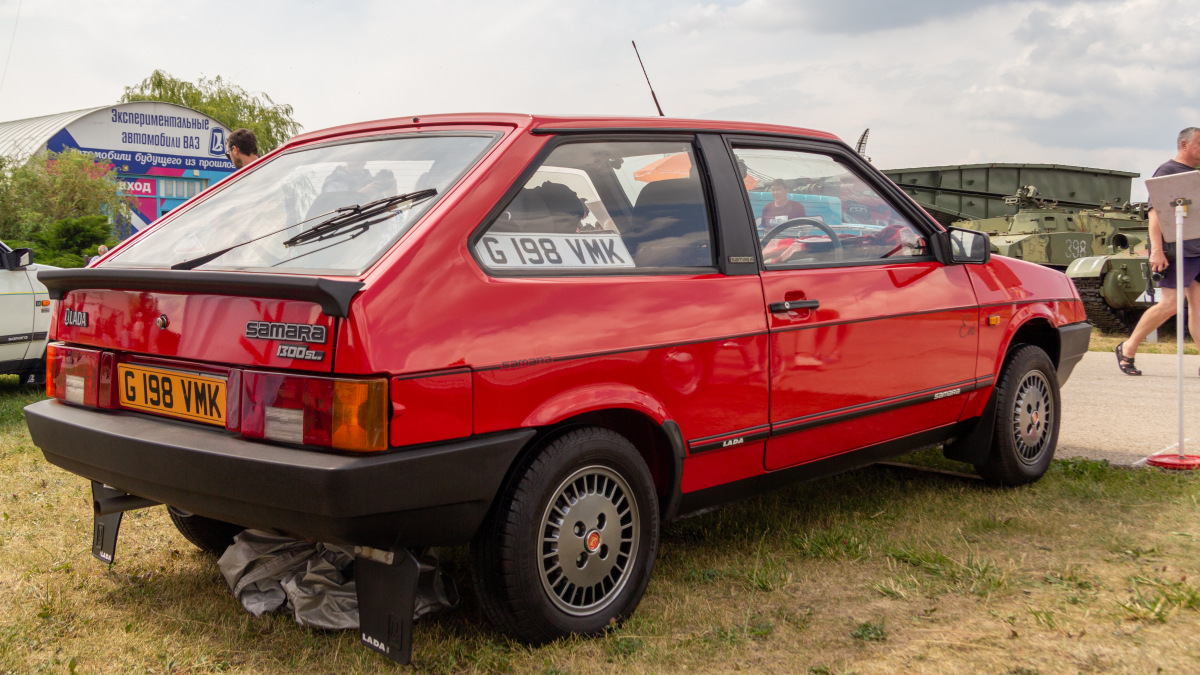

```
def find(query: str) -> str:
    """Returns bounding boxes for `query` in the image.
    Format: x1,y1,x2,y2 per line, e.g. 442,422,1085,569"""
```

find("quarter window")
476,141,715,272
733,147,927,268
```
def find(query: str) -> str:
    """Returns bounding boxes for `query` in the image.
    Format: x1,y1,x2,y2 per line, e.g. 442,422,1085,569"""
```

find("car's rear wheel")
167,507,245,556
471,427,659,644
976,345,1060,485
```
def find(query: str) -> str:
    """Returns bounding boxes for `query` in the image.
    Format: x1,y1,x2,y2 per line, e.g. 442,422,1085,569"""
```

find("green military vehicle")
884,163,1154,334
1063,202,1153,335
951,188,1153,333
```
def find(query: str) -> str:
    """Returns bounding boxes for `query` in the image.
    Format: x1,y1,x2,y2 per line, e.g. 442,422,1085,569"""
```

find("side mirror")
946,227,990,264
1,248,33,271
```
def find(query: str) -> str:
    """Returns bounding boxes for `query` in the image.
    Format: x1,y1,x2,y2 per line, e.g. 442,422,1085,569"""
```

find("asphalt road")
1058,350,1200,466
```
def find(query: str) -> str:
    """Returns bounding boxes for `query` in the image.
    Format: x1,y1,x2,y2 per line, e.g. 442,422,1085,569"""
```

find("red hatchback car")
26,114,1089,663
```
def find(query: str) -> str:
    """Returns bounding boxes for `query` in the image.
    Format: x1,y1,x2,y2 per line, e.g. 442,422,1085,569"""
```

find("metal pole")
1176,200,1188,458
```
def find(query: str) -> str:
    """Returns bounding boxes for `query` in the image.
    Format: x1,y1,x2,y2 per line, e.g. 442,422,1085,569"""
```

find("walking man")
1116,127,1200,375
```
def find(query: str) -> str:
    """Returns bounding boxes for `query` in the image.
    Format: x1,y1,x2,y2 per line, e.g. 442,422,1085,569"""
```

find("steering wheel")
761,217,844,262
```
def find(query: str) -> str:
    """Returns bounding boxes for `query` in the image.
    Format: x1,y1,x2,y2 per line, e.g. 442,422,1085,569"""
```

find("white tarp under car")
218,530,459,629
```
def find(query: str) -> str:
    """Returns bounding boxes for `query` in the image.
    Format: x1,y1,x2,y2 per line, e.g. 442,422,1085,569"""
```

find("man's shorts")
1157,254,1200,289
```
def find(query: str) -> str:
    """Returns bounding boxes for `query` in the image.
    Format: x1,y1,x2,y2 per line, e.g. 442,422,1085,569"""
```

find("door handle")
769,299,820,313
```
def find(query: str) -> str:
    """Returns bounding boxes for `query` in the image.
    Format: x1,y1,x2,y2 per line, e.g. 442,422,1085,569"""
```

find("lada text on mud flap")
24,114,1091,664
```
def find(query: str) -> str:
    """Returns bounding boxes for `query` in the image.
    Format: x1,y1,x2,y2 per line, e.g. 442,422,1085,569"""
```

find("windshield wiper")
282,189,437,247
170,189,437,271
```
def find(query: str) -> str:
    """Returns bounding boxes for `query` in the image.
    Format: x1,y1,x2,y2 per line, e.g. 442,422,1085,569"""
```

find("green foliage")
792,524,871,560
0,156,16,237
1052,457,1111,480
1118,574,1200,622
0,374,47,429
0,149,131,241
121,70,302,153
13,215,116,268
603,635,643,659
886,545,1009,597
850,620,887,641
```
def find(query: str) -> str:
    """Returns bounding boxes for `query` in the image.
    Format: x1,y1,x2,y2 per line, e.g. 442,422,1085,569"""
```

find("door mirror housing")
1,248,33,271
941,227,990,264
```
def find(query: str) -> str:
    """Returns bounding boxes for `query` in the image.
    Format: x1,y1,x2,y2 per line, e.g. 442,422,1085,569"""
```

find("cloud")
669,0,1086,35
0,0,1196,194
953,0,1200,152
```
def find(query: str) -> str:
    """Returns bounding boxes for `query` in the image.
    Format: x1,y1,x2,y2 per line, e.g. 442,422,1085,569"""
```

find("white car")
1,241,55,384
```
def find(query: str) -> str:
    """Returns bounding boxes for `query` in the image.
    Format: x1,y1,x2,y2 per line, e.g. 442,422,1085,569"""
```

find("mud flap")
355,547,420,665
91,481,125,564
943,390,998,466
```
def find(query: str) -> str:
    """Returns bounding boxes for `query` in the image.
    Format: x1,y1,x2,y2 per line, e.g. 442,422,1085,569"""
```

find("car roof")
285,113,841,149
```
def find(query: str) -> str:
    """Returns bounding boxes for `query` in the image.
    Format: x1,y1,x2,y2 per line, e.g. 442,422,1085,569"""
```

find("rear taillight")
239,372,388,452
46,343,102,407
46,344,389,453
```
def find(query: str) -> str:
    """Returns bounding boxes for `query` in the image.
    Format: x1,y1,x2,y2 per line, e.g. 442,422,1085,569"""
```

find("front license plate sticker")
117,364,227,425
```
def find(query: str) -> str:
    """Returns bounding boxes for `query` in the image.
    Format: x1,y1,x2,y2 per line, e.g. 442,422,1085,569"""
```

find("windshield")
106,132,499,274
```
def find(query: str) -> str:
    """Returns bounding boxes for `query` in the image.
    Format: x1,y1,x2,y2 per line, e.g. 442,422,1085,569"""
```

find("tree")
120,70,302,153
13,215,117,268
0,148,133,241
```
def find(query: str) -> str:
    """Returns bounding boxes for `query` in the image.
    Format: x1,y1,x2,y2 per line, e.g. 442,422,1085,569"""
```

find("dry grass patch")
4,376,1200,673
1090,331,1198,355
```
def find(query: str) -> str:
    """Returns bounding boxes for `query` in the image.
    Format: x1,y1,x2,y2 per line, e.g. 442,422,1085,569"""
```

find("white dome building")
0,101,236,233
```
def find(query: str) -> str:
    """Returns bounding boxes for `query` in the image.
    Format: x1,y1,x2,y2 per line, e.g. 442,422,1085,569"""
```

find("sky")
0,0,1197,199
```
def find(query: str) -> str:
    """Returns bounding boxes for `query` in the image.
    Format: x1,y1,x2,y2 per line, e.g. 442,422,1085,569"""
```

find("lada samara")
25,114,1090,664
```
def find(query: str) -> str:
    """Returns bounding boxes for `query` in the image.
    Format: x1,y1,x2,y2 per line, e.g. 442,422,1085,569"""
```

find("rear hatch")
45,269,349,373
39,269,391,451
37,122,510,451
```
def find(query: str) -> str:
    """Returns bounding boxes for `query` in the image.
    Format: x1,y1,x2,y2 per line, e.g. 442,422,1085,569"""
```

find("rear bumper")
1056,320,1092,386
25,399,532,548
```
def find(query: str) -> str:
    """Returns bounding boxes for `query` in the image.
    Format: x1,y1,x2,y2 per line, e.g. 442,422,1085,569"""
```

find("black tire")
167,507,245,556
976,345,1060,486
471,427,659,644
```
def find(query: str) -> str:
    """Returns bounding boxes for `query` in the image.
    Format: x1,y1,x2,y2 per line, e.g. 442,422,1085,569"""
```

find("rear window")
475,140,715,273
106,132,499,275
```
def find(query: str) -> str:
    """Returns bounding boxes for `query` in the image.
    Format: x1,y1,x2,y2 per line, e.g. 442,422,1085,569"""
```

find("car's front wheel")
472,427,659,644
976,344,1060,485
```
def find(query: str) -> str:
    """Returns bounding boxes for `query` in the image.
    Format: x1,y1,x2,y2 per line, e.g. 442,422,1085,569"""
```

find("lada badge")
63,308,89,327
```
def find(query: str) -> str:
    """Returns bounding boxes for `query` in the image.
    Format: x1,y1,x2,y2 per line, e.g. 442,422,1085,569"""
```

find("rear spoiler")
38,268,363,318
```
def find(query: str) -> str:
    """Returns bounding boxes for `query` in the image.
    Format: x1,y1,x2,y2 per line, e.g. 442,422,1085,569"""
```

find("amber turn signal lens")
331,380,388,452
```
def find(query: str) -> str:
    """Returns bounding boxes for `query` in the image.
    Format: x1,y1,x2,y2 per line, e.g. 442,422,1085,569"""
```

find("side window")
732,147,928,268
475,140,714,272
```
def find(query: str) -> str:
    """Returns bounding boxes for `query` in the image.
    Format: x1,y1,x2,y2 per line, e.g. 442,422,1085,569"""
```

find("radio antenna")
631,41,665,117
855,128,872,163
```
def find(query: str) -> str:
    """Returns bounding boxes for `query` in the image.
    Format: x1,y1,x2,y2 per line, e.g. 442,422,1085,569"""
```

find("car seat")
626,177,711,267
491,182,588,234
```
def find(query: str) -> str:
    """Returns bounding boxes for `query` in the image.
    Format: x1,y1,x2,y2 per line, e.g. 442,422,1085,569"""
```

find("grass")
4,375,1200,672
1090,331,1198,355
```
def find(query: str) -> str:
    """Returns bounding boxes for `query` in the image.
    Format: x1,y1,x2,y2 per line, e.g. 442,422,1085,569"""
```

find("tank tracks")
1072,277,1141,335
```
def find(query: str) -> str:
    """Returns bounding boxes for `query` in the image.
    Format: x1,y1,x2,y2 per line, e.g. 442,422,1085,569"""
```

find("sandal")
1116,342,1142,376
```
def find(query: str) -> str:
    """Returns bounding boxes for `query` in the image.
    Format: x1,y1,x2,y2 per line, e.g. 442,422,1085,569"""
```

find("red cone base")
1146,454,1200,470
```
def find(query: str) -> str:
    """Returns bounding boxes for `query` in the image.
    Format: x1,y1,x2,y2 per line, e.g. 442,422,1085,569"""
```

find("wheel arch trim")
992,308,1062,375
520,384,669,428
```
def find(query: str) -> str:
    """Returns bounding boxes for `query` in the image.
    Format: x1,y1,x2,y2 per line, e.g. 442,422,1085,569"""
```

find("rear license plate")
117,364,228,426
